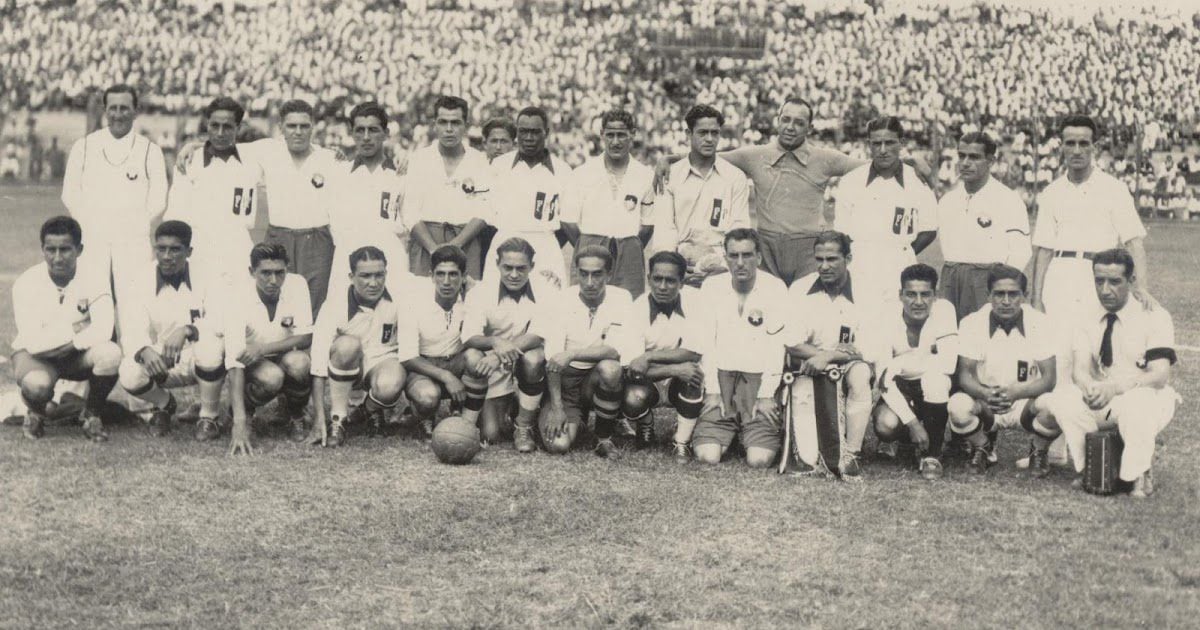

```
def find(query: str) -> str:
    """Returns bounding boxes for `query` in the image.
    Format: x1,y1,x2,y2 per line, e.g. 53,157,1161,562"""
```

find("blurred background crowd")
2,0,1198,216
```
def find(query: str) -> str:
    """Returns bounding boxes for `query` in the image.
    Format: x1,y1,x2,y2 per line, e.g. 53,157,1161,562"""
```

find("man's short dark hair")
496,237,535,263
103,84,138,109
349,102,388,127
434,95,469,121
685,104,724,131
203,97,245,124
40,215,82,248
573,244,614,272
483,117,516,140
779,96,814,123
813,230,852,257
1060,114,1098,137
647,250,687,280
431,244,468,273
349,246,387,272
280,99,315,120
959,132,997,158
867,116,905,137
250,243,288,269
600,109,636,131
986,264,1027,292
1093,248,1135,279
516,106,549,130
155,220,193,247
900,263,938,290
723,227,760,254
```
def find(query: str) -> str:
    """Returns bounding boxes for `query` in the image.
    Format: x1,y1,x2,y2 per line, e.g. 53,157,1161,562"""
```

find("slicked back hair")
647,250,687,280
723,227,760,254
280,99,315,121
103,84,138,109
434,95,469,121
685,104,724,131
431,244,468,273
958,131,997,158
900,263,939,291
155,220,193,247
250,243,289,269
349,246,387,273
573,244,614,272
1093,248,1135,279
40,215,83,248
203,96,245,124
986,264,1027,292
813,230,852,257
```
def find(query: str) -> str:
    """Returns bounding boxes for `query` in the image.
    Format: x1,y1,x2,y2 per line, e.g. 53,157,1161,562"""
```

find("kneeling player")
309,247,416,447
691,229,787,468
225,244,315,448
621,251,708,462
11,216,121,441
784,231,874,478
118,221,231,438
461,238,555,451
541,245,639,458
872,264,958,480
948,265,1057,475
402,245,489,438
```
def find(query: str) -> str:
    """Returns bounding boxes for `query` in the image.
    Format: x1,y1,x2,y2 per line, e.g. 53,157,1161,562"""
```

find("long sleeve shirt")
11,260,114,354
695,273,789,398
62,127,167,246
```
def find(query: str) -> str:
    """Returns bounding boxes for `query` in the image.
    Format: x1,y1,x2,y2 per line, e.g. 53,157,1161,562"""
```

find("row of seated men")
10,217,1178,497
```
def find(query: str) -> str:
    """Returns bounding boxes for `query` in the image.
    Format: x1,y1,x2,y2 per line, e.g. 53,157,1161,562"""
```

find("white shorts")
118,336,225,393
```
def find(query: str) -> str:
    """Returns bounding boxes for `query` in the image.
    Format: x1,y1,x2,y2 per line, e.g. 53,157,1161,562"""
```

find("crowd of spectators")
1,0,1198,212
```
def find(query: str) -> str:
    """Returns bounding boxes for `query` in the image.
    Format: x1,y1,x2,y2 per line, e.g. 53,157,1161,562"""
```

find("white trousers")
1050,384,1178,481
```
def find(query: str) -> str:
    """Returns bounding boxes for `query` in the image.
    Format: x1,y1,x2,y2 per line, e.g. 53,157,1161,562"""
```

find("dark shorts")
940,262,993,322
558,365,595,426
265,225,334,316
405,353,469,398
758,230,818,286
576,234,645,298
408,221,483,279
692,370,781,451
11,349,94,382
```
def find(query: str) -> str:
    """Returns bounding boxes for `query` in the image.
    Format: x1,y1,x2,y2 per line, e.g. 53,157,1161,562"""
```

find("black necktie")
1100,313,1117,368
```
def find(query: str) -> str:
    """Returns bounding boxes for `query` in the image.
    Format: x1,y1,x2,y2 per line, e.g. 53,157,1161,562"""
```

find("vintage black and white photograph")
0,0,1197,626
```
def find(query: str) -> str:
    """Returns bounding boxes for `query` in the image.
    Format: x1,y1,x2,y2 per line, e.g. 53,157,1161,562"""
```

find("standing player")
1031,115,1151,322
484,106,571,285
402,96,490,280
461,238,555,452
1048,249,1178,498
117,221,231,440
225,243,314,445
164,96,260,280
691,229,787,468
871,264,958,480
936,132,1031,321
482,118,516,162
659,105,750,285
784,231,875,478
401,245,490,439
327,102,408,298
948,265,1057,475
561,109,656,297
540,245,640,458
622,251,711,462
61,84,168,302
11,216,122,441
308,247,416,447
834,116,937,311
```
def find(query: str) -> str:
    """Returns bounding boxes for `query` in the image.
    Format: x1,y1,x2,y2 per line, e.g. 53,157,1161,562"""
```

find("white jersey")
310,279,418,378
118,264,232,356
225,273,314,369
694,273,789,398
400,274,468,359
164,143,260,277
62,127,168,248
401,143,493,226
543,286,641,370
958,304,1053,387
563,156,656,239
238,138,340,229
11,259,115,355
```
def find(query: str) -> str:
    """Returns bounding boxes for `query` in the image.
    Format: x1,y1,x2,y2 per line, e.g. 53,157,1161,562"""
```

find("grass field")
1,183,1199,628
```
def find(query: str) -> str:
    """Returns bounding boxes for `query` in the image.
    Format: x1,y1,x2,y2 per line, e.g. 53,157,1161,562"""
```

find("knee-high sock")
138,385,172,410
844,396,872,453
195,364,226,419
328,371,359,420
461,374,488,425
515,376,544,428
592,385,622,439
86,375,118,414
919,401,949,457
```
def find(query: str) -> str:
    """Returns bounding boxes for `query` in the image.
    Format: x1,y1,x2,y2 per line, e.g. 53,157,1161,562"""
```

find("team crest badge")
381,323,395,343
1135,357,1148,369
977,215,993,228
747,309,763,327
624,194,639,212
1017,360,1029,382
311,173,325,188
461,178,476,194
281,316,294,328
126,171,139,181
77,298,90,314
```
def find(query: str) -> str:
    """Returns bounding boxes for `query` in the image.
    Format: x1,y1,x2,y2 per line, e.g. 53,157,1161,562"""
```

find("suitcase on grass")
1083,430,1124,495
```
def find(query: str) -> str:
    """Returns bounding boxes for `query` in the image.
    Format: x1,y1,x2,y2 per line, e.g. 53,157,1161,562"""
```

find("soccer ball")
430,416,482,465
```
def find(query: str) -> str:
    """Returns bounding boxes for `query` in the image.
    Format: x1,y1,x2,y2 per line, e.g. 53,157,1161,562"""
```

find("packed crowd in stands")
1,0,1199,213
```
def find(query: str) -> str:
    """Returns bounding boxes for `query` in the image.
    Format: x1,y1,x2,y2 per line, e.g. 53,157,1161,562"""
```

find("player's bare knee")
694,445,722,465
370,364,405,405
873,405,902,441
19,370,55,406
250,362,286,398
90,341,123,375
947,393,977,426
920,372,951,404
621,382,657,418
279,350,311,382
745,449,776,469
517,347,546,381
329,335,363,367
407,380,442,415
593,359,623,390
118,359,150,393
845,363,872,400
463,348,485,372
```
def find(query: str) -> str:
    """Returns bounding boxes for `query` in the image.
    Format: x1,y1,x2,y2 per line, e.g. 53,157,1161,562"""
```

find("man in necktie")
1047,249,1179,498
